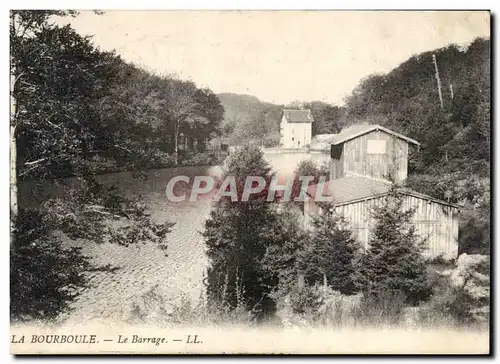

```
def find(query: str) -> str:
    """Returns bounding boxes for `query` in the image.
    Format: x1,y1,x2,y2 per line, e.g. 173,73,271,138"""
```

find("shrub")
432,253,490,325
10,208,91,323
290,159,329,206
181,151,226,166
289,285,323,315
127,286,254,327
351,290,407,327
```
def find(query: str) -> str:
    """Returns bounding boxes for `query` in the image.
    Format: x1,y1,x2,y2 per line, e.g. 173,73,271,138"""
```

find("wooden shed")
305,124,460,260
328,124,420,183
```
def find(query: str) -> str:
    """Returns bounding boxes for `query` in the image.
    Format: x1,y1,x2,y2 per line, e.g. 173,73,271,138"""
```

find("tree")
355,185,432,306
303,101,344,135
260,210,307,300
192,87,224,149
159,78,200,165
203,145,281,319
298,208,359,295
10,10,77,246
10,10,172,322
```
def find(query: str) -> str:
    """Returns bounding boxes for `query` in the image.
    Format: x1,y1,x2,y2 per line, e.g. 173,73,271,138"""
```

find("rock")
448,253,489,290
442,253,490,324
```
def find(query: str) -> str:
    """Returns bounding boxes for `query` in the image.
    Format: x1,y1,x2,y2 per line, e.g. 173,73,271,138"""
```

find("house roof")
282,109,314,123
329,124,420,146
306,175,459,208
310,134,338,151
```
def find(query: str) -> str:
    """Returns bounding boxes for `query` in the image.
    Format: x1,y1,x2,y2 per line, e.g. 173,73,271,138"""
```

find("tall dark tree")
355,185,432,306
203,145,282,319
298,209,359,295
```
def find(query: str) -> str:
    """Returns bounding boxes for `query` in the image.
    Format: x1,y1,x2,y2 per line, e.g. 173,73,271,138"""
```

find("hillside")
217,93,345,146
343,37,490,178
217,92,283,146
218,38,490,180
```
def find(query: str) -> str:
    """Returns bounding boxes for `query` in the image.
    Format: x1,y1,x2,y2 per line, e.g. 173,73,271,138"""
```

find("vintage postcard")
9,10,491,355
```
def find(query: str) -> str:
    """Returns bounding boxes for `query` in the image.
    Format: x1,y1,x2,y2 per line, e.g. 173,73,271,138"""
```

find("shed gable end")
341,129,409,182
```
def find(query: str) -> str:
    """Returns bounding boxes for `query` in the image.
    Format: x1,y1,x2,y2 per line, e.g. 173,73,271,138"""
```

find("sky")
61,11,490,105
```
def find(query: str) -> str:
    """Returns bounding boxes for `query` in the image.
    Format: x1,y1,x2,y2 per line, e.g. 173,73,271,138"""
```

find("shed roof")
306,175,459,208
282,109,314,123
329,124,420,146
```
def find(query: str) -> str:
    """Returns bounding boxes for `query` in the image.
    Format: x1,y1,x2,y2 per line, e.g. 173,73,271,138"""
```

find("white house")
280,109,313,149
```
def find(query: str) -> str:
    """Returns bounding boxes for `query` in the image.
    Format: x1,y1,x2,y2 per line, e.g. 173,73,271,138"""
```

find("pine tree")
356,186,432,306
298,207,359,295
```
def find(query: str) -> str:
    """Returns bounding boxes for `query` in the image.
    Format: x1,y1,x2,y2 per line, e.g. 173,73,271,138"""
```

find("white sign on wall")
367,140,387,154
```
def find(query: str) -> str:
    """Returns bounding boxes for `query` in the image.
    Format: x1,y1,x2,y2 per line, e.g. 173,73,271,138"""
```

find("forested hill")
216,93,283,147
343,37,490,178
217,93,344,146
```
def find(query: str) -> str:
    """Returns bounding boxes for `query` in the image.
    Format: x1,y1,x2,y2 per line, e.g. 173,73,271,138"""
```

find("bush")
10,208,91,323
127,286,254,327
292,159,329,180
289,285,323,315
318,161,330,179
290,159,329,206
351,290,407,327
181,151,226,166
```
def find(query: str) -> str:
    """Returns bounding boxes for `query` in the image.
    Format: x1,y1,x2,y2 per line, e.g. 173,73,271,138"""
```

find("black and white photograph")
9,9,491,355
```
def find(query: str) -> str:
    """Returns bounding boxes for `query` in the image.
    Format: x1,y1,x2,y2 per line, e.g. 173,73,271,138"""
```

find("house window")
292,137,294,142
367,140,387,154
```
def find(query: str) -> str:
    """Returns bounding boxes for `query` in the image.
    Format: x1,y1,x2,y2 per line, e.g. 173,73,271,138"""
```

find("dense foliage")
355,185,433,306
298,209,358,295
10,10,223,322
203,146,313,320
203,146,277,318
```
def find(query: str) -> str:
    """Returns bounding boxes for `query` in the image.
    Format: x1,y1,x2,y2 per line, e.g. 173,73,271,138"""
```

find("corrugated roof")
329,124,420,146
306,175,459,208
283,109,314,123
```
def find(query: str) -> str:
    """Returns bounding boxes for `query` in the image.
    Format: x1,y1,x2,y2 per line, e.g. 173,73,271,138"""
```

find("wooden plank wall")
332,195,459,260
342,130,409,182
